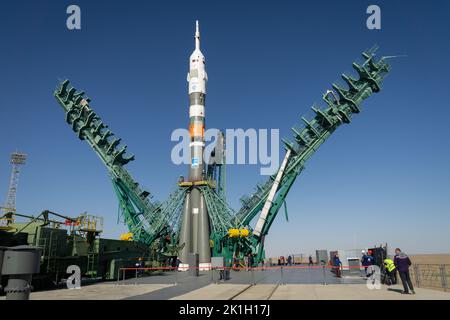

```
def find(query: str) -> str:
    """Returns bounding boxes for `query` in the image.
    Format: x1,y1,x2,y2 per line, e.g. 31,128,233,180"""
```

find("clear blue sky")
1,0,449,257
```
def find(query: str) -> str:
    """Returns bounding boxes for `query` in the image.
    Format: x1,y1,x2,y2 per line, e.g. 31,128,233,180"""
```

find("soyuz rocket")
178,21,211,270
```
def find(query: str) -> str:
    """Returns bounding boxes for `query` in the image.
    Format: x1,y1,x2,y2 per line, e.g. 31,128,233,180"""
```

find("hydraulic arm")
235,48,392,261
54,81,178,245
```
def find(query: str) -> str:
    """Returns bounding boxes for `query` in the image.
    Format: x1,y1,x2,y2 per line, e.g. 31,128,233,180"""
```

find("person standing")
394,248,415,294
244,254,249,271
332,254,343,278
135,257,144,277
247,253,254,271
361,250,374,277
287,255,292,266
308,255,314,267
233,254,239,270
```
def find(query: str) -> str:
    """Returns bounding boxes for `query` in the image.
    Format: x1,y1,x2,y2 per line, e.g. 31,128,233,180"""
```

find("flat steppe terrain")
409,254,450,264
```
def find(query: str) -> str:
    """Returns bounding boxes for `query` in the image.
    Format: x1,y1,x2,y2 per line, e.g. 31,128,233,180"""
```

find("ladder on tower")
47,232,58,273
86,250,99,277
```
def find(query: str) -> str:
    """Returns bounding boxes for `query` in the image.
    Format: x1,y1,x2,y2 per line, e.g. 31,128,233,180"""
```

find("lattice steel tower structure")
3,152,27,213
53,20,393,266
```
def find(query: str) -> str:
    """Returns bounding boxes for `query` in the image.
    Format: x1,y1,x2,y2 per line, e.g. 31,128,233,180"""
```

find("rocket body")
187,21,207,180
179,21,211,270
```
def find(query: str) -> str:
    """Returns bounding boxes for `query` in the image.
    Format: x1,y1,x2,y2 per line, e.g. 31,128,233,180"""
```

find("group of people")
277,255,294,266
331,248,415,294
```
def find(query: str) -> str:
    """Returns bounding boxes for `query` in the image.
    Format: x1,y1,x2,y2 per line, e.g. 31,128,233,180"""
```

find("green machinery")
53,47,392,266
0,210,154,286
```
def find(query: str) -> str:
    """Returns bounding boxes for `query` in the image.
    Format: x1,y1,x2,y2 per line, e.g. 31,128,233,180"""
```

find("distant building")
332,248,365,272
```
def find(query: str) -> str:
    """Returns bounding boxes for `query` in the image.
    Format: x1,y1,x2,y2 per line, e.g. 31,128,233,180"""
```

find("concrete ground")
166,283,450,300
125,271,214,300
170,284,251,300
233,284,278,300
0,283,172,300
3,282,449,300
2,269,449,300
269,284,450,300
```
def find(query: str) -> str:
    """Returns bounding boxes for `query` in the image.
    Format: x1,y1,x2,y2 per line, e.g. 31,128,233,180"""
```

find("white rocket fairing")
188,21,208,96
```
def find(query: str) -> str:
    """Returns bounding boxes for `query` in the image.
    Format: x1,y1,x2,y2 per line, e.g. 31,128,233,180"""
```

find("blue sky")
0,0,449,257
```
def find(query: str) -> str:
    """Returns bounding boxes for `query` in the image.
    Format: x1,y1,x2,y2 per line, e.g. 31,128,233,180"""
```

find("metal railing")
115,264,368,287
114,264,450,292
410,264,449,292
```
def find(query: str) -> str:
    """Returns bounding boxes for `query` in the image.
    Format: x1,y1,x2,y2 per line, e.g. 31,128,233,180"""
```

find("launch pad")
4,268,450,300
52,21,392,270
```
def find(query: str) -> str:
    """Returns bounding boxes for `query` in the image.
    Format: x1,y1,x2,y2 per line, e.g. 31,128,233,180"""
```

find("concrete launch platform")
4,282,449,300
169,283,450,300
2,269,450,300
0,283,172,300
269,284,450,300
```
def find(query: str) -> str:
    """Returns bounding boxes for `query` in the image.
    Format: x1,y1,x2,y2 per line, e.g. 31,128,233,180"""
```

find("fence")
116,265,368,287
410,264,449,292
115,264,450,292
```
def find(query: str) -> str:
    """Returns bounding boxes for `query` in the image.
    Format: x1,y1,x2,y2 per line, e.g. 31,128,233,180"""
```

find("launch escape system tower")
53,21,392,269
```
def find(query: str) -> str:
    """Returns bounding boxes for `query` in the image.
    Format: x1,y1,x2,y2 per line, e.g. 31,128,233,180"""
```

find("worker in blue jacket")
361,250,375,277
332,254,342,278
394,248,415,294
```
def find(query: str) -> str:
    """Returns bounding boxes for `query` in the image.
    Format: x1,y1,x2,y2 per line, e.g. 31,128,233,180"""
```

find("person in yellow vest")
383,258,397,285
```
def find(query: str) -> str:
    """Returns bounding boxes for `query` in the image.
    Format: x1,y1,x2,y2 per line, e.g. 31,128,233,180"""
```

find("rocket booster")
179,21,211,270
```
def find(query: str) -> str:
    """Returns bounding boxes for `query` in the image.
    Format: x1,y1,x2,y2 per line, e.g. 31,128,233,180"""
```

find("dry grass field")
407,254,450,292
409,254,450,265
265,254,450,265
